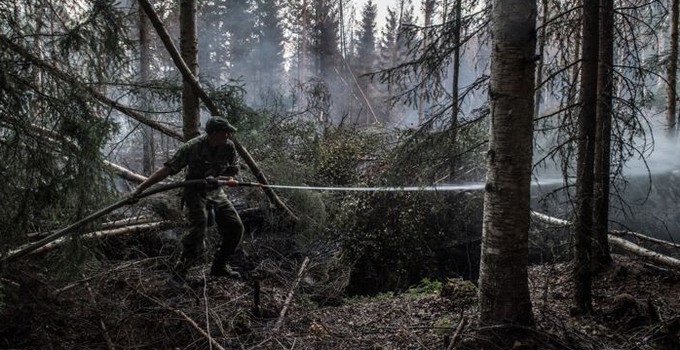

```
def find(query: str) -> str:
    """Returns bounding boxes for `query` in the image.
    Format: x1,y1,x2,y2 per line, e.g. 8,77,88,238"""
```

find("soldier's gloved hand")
205,176,220,189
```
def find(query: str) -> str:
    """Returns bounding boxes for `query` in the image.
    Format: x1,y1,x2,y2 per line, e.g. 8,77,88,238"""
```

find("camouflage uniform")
164,134,244,274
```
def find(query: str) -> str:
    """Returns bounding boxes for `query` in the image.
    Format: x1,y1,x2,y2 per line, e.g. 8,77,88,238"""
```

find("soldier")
133,116,244,280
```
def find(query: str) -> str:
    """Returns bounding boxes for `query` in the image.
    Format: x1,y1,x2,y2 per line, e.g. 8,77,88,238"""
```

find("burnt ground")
1,245,680,350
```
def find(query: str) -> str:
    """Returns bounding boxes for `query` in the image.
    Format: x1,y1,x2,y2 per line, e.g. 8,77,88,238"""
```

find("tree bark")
478,0,536,335
449,0,461,179
573,0,599,316
668,0,679,135
139,3,155,175
180,0,200,140
593,0,614,270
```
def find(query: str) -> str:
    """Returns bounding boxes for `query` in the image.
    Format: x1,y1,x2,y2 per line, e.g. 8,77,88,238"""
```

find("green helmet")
205,116,237,134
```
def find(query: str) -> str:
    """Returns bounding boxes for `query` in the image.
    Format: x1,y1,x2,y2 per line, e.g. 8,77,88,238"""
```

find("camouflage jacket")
164,134,238,181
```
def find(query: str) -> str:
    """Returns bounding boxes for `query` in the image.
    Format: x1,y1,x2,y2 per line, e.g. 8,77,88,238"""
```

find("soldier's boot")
210,250,241,279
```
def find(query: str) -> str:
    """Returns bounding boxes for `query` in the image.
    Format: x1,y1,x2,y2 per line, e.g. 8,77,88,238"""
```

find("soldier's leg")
210,195,244,277
176,193,208,276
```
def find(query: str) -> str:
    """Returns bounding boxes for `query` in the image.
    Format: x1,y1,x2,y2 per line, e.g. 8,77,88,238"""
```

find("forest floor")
1,241,680,350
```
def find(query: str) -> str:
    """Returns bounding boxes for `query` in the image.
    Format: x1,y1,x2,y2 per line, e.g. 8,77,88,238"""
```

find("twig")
272,256,310,332
446,317,467,350
202,271,213,350
84,278,115,350
141,291,227,350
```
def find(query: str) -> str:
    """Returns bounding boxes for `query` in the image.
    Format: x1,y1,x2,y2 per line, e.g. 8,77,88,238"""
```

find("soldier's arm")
133,165,172,195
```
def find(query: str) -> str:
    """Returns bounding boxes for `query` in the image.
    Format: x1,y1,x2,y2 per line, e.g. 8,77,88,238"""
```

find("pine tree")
353,0,378,125
251,0,286,100
309,0,340,81
376,0,416,125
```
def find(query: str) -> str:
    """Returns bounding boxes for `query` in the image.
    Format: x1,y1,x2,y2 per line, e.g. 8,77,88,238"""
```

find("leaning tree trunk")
593,0,614,270
573,0,599,316
668,0,679,136
477,0,536,339
180,0,200,140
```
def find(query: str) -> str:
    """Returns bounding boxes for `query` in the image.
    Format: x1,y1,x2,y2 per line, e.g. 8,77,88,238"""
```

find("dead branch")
273,256,310,332
531,211,680,270
446,316,467,350
84,277,116,350
141,291,227,350
103,160,148,184
137,0,298,222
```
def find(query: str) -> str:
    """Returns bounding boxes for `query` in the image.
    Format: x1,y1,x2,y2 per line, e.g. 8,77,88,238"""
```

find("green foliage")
331,189,483,295
439,277,477,307
405,277,442,296
0,0,129,255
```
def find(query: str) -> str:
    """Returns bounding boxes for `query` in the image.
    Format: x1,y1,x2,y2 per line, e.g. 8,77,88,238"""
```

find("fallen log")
1,180,206,263
27,221,178,256
26,215,158,240
608,235,680,270
610,229,680,250
530,211,680,270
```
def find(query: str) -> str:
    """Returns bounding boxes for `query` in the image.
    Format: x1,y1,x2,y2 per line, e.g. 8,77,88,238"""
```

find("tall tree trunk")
478,0,536,339
180,0,200,140
449,0,461,179
668,0,679,135
573,0,599,315
593,0,614,270
140,4,155,175
534,0,548,119
418,0,435,124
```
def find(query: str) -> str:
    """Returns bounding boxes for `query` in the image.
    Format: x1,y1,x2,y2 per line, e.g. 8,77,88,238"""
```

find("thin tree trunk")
667,0,679,135
449,0,461,179
478,0,536,338
180,0,200,140
418,0,435,124
534,0,548,119
573,0,599,315
593,0,614,270
139,4,155,175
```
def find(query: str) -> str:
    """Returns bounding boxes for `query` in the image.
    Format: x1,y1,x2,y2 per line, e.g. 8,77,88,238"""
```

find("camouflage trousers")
179,188,244,269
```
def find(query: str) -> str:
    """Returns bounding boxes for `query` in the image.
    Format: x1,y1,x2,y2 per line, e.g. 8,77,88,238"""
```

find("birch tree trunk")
477,0,536,335
593,0,614,270
573,0,599,315
180,0,200,140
